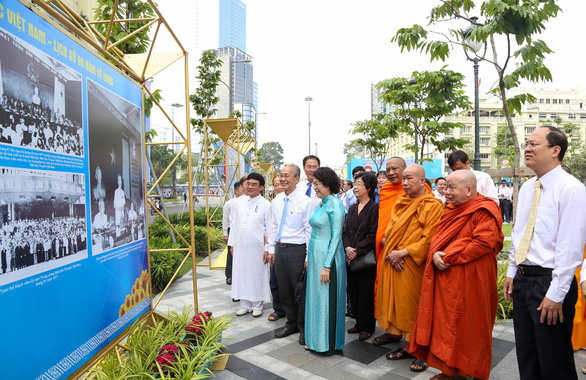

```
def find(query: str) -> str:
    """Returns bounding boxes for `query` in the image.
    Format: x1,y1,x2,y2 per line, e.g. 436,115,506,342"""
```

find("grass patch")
177,255,204,278
502,224,512,237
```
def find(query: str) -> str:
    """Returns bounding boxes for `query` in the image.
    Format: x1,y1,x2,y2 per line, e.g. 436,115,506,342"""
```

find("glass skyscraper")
219,0,246,53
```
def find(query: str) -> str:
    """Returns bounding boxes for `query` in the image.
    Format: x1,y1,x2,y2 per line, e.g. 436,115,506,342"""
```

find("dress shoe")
298,332,305,345
252,309,263,318
235,308,250,316
359,332,372,341
347,327,359,334
274,327,299,339
226,278,232,285
232,298,240,302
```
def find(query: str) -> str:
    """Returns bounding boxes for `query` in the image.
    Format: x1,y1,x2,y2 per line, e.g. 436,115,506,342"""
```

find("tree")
565,146,586,184
493,124,515,168
392,0,561,216
343,142,364,165
94,0,155,54
258,142,284,172
349,114,399,172
376,69,471,162
150,145,174,183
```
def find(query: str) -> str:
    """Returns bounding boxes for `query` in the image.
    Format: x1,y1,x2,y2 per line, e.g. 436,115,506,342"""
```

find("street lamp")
305,97,313,155
171,103,183,152
462,16,487,171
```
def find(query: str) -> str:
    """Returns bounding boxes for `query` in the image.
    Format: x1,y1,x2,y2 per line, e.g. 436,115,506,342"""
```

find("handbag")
348,207,377,273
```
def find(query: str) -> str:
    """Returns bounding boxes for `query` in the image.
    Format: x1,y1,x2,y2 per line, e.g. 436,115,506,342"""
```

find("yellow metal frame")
24,0,198,378
201,118,258,268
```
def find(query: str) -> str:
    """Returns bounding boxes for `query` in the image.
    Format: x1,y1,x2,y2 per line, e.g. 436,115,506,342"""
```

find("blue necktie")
306,182,312,197
276,196,289,241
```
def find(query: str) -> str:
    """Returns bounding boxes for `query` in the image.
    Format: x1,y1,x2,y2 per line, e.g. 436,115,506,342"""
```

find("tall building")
219,0,246,53
371,84,397,116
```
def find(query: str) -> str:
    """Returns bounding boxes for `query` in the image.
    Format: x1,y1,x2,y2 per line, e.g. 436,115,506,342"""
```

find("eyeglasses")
304,165,319,170
279,174,292,178
354,181,365,187
313,181,322,187
521,141,552,149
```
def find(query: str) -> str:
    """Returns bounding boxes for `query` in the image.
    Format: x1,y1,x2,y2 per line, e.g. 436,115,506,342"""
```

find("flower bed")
89,307,230,379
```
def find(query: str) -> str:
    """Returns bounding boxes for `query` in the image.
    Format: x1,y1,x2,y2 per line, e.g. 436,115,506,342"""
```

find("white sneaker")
236,308,250,316
252,309,263,318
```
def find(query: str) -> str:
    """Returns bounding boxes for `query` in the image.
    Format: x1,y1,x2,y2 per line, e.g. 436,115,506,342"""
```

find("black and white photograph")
0,167,87,286
87,79,145,254
0,27,83,156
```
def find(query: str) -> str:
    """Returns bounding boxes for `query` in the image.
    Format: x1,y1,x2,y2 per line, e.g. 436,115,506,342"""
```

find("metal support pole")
305,97,312,155
473,59,481,171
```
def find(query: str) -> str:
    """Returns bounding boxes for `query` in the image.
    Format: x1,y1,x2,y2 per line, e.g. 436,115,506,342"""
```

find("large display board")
347,158,444,180
0,1,150,378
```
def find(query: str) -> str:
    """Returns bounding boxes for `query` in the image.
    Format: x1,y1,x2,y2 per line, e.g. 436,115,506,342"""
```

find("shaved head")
445,170,478,206
386,157,407,185
402,164,426,198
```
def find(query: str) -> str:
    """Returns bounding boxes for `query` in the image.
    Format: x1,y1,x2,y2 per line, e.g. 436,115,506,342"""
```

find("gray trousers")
274,243,306,333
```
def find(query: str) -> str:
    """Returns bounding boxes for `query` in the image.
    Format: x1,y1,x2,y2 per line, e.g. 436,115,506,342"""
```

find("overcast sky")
152,0,585,170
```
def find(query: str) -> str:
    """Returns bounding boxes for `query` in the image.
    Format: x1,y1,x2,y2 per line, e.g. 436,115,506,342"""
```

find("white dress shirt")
222,197,239,236
297,180,321,211
267,187,312,254
432,189,446,203
507,165,586,302
471,169,499,203
497,185,512,200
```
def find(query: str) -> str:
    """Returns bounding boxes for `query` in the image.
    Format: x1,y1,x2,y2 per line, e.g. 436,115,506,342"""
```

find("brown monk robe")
375,164,444,370
572,247,586,350
410,170,504,380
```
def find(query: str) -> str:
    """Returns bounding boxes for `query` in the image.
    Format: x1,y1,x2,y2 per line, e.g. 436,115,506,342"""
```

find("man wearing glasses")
503,126,586,379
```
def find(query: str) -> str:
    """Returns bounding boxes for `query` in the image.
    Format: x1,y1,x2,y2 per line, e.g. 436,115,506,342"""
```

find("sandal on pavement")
268,312,282,321
372,333,402,346
385,347,414,361
410,358,428,372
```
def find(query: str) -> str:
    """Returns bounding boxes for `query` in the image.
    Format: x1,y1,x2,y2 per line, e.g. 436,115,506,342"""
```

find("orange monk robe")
410,195,504,380
375,182,434,295
375,192,444,334
571,246,586,350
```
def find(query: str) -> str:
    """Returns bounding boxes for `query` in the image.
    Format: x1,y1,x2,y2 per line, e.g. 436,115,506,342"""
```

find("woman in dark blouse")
342,171,379,341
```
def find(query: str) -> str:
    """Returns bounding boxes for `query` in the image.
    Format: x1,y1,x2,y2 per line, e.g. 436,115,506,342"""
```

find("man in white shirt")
222,180,246,285
266,163,312,345
497,179,513,223
229,173,271,317
433,177,446,204
297,155,321,211
447,150,498,203
503,126,586,380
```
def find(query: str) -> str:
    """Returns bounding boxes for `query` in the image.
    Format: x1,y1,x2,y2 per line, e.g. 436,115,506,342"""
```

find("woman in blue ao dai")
305,167,347,355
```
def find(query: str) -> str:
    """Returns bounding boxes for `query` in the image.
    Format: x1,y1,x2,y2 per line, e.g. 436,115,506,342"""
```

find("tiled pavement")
155,258,586,380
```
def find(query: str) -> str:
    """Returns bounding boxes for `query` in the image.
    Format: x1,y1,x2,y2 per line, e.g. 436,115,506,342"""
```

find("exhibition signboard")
347,158,444,180
0,1,150,378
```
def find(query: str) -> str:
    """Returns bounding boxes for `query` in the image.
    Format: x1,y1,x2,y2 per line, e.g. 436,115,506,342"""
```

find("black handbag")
349,207,377,273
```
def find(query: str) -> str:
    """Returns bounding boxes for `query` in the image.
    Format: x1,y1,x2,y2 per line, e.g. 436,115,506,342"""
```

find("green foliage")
88,306,231,379
190,50,222,134
392,0,562,168
376,69,471,162
150,250,183,294
493,124,515,168
258,141,284,171
496,261,513,321
93,0,155,55
349,114,400,172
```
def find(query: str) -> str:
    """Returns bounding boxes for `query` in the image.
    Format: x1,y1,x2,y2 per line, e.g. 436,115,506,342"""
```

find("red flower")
155,353,175,366
160,345,179,353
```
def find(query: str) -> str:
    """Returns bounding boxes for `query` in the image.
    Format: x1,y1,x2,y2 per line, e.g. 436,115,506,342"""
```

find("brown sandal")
268,312,282,321
372,332,401,346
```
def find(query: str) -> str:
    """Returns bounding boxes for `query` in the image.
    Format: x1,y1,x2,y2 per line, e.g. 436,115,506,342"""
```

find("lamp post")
305,97,313,155
462,16,487,171
171,103,183,152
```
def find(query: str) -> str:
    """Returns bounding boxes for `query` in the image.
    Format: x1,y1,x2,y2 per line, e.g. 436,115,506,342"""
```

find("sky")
150,0,586,171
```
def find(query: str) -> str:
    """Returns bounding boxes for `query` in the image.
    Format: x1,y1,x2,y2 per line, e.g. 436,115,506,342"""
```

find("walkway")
154,254,586,380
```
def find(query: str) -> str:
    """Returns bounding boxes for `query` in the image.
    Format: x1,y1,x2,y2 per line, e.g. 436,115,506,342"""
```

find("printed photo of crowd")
0,167,87,286
0,27,83,156
87,80,145,254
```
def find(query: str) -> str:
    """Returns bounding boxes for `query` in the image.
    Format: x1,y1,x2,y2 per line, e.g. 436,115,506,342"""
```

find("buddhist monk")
410,170,504,380
375,164,444,372
372,157,406,346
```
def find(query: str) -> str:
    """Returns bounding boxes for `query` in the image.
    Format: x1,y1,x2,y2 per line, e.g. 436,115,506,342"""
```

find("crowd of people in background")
221,125,586,379
0,93,83,156
0,216,87,275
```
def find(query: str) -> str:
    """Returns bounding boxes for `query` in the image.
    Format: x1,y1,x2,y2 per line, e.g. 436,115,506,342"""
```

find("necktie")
276,196,289,241
306,182,312,197
515,179,541,265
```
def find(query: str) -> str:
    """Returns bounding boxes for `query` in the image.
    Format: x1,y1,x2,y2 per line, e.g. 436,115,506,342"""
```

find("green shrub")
496,261,513,321
150,250,184,294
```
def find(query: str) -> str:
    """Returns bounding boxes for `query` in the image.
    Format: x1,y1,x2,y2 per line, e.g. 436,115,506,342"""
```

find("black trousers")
225,227,232,279
347,265,376,334
275,243,306,333
499,199,512,222
270,263,285,316
513,271,578,380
